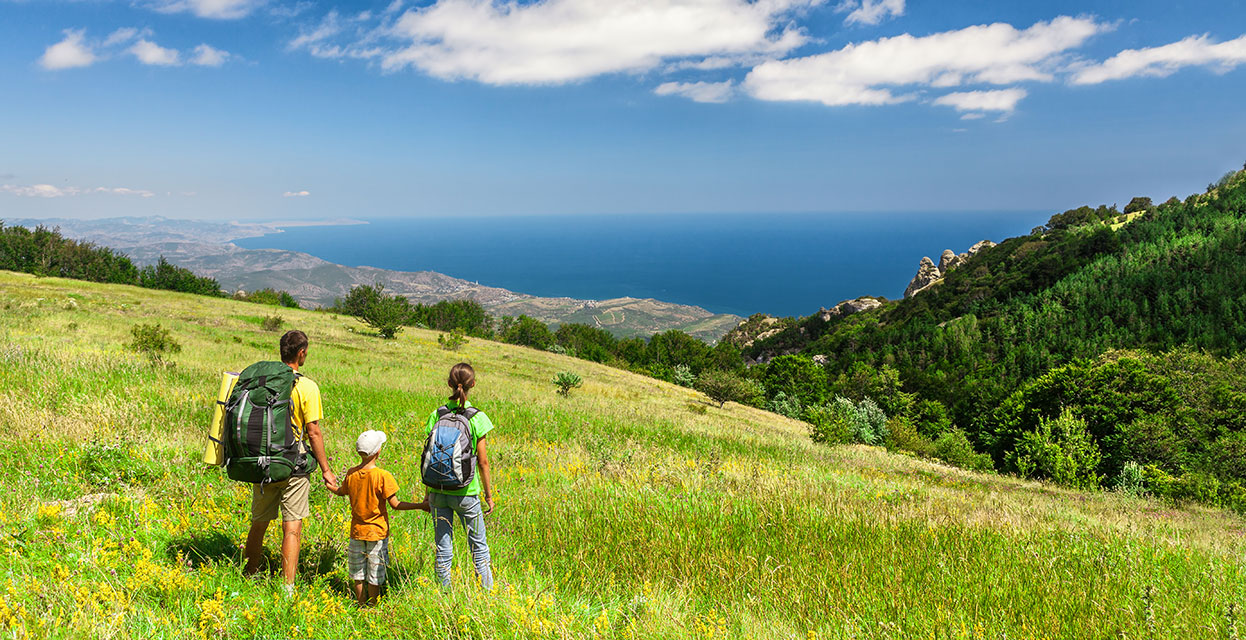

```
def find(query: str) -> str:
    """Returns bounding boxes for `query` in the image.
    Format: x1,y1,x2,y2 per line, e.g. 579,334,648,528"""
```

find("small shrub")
932,429,993,472
687,402,708,415
546,344,567,355
672,364,696,388
885,416,935,458
439,329,469,351
75,439,156,487
806,400,855,444
1010,409,1102,490
856,397,889,445
553,371,583,396
695,370,762,408
128,323,181,362
261,314,284,332
766,391,803,420
1116,461,1147,496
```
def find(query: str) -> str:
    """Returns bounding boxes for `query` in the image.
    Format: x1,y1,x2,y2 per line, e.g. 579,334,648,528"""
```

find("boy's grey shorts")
348,538,389,586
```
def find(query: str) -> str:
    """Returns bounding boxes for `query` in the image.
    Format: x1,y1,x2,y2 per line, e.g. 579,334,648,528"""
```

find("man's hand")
483,495,495,516
322,470,338,488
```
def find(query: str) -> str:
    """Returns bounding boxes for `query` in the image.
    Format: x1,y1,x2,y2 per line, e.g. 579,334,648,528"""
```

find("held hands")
322,470,339,491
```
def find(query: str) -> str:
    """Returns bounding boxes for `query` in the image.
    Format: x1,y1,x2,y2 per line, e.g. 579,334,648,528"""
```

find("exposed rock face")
819,296,883,321
904,256,943,298
967,239,996,256
904,240,997,298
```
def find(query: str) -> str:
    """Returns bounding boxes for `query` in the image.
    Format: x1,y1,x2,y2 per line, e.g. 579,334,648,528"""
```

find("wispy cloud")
38,28,232,71
147,0,265,19
39,29,97,70
374,0,818,85
742,16,1107,109
654,80,736,103
836,0,904,26
0,184,156,198
130,39,181,66
1071,33,1246,85
191,44,231,67
933,88,1027,119
283,190,310,197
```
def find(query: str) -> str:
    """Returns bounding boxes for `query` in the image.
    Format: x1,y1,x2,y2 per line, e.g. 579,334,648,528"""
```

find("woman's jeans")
430,493,493,590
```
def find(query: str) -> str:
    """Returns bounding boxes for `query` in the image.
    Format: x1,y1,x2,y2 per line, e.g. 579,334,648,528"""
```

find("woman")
421,362,496,590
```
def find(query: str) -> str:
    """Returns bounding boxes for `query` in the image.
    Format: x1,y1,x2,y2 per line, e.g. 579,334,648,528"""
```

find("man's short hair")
280,330,309,363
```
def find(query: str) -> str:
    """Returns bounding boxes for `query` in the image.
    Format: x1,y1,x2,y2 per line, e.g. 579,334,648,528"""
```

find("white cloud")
283,190,310,197
104,28,141,47
742,16,1106,107
130,39,182,66
191,44,231,66
1071,33,1246,85
378,0,819,85
837,0,904,26
149,0,265,19
39,29,97,70
0,184,155,198
654,80,735,103
933,88,1027,113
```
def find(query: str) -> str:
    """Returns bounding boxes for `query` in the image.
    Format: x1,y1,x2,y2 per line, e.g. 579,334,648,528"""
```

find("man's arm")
478,437,495,515
305,420,337,486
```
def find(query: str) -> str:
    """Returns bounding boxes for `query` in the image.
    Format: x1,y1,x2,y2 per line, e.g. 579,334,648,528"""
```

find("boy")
326,430,428,605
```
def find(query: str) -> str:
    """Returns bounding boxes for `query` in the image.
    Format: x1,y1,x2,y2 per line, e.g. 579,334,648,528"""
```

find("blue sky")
2,0,1245,220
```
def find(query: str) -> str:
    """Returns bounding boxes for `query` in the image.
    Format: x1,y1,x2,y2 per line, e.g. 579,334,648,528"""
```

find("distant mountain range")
12,216,741,341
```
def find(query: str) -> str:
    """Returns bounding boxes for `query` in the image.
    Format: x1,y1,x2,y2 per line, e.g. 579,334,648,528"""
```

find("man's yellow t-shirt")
290,374,323,435
289,374,323,476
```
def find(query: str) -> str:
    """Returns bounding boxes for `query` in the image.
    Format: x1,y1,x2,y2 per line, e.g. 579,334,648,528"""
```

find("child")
420,362,496,590
327,429,428,605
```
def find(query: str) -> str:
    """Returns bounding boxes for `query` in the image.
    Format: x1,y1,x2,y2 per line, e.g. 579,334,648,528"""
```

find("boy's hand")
415,500,431,513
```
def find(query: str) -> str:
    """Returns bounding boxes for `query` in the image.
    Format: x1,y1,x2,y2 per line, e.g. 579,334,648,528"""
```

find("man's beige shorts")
250,475,311,522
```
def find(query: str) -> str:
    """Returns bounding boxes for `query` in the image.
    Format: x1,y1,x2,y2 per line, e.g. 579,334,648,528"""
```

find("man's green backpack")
222,361,318,485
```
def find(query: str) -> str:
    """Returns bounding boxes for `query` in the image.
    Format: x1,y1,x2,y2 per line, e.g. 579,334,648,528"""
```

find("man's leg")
243,519,269,576
281,518,302,584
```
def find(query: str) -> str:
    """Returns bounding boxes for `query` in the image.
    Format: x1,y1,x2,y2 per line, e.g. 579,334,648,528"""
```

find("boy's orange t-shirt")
343,467,399,541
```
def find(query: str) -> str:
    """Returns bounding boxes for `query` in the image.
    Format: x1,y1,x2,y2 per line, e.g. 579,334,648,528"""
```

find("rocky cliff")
904,240,995,298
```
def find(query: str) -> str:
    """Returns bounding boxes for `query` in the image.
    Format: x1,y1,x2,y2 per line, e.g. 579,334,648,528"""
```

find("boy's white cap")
356,430,387,456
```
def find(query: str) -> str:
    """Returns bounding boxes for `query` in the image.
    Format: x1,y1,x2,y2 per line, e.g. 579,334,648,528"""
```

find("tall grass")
0,271,1243,638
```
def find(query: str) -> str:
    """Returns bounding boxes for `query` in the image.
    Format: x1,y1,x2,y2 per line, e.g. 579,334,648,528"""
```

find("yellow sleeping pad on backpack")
202,371,240,466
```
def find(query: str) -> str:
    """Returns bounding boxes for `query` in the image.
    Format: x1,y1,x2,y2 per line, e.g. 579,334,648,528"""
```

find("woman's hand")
483,494,495,515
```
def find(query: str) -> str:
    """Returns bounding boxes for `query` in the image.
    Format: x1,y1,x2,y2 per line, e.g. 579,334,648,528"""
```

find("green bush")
766,391,803,420
1010,409,1102,490
261,314,284,332
694,370,762,408
806,400,855,444
128,323,181,362
360,289,409,339
932,429,993,472
546,344,568,355
553,371,583,396
672,364,696,388
438,329,468,351
885,417,935,458
1116,461,1146,496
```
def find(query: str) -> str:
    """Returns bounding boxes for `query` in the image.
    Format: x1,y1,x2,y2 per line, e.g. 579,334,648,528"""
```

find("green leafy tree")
1010,409,1102,490
760,355,827,407
552,371,583,396
695,370,762,408
502,315,554,349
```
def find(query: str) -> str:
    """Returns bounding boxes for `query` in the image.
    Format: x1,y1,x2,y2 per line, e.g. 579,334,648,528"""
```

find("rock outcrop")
904,240,997,298
819,296,884,321
904,256,944,298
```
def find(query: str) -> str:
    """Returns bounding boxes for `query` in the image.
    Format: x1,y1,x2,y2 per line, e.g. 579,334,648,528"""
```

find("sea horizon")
236,211,1046,318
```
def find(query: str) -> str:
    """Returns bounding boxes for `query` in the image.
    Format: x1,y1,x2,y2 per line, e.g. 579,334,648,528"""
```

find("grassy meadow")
1,270,1244,639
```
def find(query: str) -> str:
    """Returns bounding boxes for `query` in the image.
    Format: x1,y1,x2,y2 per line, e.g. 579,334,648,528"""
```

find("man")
242,329,337,592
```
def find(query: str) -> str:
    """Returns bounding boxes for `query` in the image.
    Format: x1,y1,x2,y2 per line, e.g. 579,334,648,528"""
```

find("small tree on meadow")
358,284,410,339
553,371,583,396
695,370,761,408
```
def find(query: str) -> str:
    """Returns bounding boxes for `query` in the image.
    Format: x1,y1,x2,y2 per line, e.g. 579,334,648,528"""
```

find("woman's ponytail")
447,362,476,407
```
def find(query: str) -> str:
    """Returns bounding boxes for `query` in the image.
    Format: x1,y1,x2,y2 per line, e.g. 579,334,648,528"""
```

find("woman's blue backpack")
420,406,479,490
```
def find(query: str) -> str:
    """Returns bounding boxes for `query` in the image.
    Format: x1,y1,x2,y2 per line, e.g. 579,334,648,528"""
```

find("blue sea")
235,212,1043,318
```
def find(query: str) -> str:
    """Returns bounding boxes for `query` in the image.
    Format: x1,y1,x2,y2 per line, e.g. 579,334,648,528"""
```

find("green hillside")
1,271,1244,638
741,166,1246,506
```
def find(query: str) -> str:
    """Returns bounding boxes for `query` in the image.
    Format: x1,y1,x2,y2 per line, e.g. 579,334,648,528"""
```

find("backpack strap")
436,405,451,418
